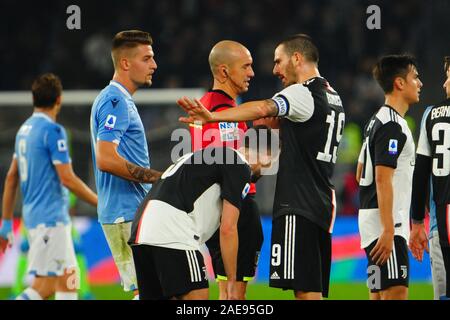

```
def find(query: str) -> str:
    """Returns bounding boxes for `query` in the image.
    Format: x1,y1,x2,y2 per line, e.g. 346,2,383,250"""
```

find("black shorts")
206,195,263,281
131,245,208,300
364,235,409,292
269,214,331,297
436,204,450,248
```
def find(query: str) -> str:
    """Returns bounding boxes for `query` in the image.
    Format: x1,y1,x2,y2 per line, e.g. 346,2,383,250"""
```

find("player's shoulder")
427,98,450,121
375,105,403,125
46,121,67,136
95,85,127,109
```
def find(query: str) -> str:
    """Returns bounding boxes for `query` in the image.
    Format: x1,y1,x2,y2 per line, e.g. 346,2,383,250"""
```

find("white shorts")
102,222,137,292
430,230,447,300
27,223,78,277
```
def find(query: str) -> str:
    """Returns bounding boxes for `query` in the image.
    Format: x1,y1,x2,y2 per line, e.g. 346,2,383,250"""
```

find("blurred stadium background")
1,0,449,299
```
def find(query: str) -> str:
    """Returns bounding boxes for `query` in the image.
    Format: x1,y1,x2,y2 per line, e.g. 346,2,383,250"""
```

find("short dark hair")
373,54,417,94
278,34,319,64
111,30,153,67
31,73,62,108
444,56,450,73
112,30,153,50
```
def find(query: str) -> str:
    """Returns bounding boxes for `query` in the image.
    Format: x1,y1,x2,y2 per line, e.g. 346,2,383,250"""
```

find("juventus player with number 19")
356,55,422,300
410,56,450,299
178,34,345,300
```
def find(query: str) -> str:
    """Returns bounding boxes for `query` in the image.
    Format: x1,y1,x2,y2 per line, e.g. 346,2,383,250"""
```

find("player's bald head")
208,40,250,75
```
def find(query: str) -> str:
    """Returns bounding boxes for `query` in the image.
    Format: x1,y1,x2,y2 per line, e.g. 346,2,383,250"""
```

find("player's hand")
370,230,394,266
226,280,239,300
409,223,429,262
177,97,213,125
0,219,13,253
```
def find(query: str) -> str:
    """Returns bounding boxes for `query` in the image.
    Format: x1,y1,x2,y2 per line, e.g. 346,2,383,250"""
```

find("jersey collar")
110,80,132,99
209,89,234,101
32,112,54,123
383,104,404,119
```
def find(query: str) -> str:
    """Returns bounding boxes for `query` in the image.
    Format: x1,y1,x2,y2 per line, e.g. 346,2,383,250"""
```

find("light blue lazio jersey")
14,113,71,229
90,80,151,224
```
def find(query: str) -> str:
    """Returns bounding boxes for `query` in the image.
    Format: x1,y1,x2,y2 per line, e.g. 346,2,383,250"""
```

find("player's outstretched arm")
55,163,97,207
370,165,395,266
96,140,162,184
219,199,240,300
177,97,278,124
0,158,19,251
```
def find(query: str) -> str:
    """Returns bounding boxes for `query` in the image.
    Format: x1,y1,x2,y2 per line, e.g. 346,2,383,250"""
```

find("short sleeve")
219,150,251,210
373,122,407,168
96,96,130,145
358,141,366,163
271,84,314,122
47,125,71,165
416,107,432,157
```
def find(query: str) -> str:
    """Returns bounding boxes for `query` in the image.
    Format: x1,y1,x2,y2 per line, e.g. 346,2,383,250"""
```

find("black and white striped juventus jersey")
358,105,415,248
129,147,251,250
271,77,345,233
416,99,450,206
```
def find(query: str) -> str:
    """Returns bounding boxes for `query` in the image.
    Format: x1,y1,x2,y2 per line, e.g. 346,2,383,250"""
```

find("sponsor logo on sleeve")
388,139,398,155
241,183,250,199
57,139,67,152
105,114,117,130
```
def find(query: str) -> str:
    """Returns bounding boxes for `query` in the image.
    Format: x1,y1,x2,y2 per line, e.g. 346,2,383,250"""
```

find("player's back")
130,147,251,250
273,77,345,233
421,99,450,205
15,113,70,229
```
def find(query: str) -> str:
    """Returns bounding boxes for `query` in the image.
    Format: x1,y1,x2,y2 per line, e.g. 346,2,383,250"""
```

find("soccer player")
90,30,162,298
178,34,345,300
189,40,262,300
356,55,422,300
410,56,450,299
0,73,98,300
128,126,276,300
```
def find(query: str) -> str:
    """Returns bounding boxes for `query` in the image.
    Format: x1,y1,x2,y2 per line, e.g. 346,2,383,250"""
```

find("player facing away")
178,34,345,300
356,55,423,300
189,40,263,300
90,30,162,298
128,126,276,300
0,73,98,300
410,56,450,299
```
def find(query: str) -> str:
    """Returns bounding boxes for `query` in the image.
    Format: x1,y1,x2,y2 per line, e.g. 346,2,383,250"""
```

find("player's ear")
393,76,405,91
120,57,130,71
221,66,229,78
55,95,62,106
292,52,303,66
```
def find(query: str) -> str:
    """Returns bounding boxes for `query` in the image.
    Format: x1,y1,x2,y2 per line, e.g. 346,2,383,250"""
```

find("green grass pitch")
0,282,433,300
